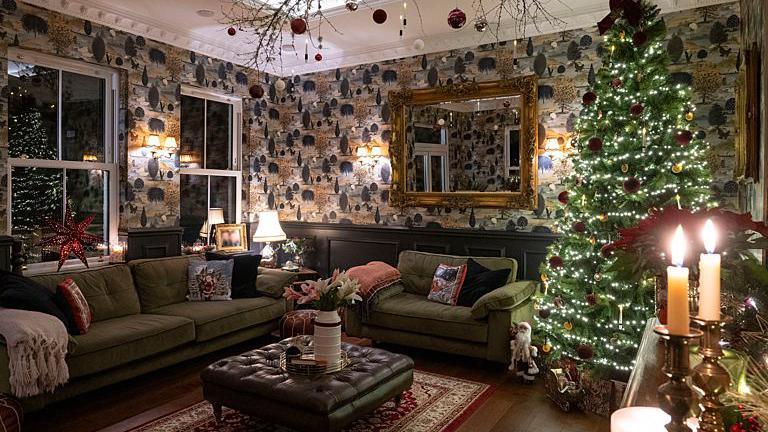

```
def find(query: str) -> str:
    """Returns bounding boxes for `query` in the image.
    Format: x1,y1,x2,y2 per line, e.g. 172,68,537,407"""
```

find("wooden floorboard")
24,337,610,432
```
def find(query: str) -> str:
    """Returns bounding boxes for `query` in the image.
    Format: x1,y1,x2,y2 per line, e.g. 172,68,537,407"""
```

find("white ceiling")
25,0,732,75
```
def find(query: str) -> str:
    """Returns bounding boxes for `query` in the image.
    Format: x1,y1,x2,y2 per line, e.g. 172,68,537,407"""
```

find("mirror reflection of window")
430,155,445,192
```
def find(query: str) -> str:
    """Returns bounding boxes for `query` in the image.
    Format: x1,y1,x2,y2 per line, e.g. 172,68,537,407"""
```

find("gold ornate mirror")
389,76,538,210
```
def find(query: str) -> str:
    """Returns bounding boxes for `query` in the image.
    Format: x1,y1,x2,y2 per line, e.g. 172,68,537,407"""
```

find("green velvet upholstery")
256,267,298,298
68,314,195,377
30,265,141,322
470,280,539,319
366,292,487,343
396,250,517,295
129,255,204,311
148,298,286,342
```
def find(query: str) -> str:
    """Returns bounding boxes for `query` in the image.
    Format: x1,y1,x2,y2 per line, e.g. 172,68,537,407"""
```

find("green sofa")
0,255,294,411
344,251,538,363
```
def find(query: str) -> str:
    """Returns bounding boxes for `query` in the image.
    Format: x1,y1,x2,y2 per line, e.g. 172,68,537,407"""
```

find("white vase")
314,310,342,366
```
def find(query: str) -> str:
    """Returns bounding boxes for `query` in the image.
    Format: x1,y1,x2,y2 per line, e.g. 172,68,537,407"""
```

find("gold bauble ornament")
685,111,694,121
672,162,683,174
563,322,573,330
542,344,552,353
621,163,629,173
589,236,597,245
598,213,608,222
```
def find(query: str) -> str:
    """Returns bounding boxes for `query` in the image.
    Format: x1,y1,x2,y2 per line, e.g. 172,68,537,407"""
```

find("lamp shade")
253,211,286,242
147,134,161,148
164,136,178,149
199,220,209,237
208,208,225,225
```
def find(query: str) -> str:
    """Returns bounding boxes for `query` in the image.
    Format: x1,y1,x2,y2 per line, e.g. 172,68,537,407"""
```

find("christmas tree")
534,0,714,373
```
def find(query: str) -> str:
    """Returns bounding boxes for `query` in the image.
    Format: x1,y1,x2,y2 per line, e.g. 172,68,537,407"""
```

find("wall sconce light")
179,153,193,164
82,152,98,162
164,136,177,151
356,142,384,158
147,134,161,148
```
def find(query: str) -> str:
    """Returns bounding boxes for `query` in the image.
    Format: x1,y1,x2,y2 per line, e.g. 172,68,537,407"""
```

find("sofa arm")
470,280,538,320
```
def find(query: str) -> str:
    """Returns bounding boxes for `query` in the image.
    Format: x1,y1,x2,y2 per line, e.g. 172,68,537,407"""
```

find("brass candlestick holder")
654,325,703,432
691,316,731,432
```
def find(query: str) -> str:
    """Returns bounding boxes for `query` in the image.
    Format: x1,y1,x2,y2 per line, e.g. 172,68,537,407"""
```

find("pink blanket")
347,261,401,302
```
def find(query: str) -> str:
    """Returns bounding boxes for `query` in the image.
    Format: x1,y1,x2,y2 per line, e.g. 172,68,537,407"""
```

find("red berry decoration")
538,308,551,319
549,256,564,269
610,78,622,89
372,9,388,24
623,177,641,194
587,137,603,153
315,52,323,61
249,84,265,99
557,191,569,205
632,31,647,47
582,91,597,106
227,27,237,36
572,221,586,233
601,243,615,258
675,129,693,145
629,103,644,116
290,18,307,34
576,343,594,360
447,8,467,29
729,425,741,432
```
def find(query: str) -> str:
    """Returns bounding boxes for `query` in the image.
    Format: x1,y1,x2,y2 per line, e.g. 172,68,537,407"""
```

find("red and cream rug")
131,371,493,432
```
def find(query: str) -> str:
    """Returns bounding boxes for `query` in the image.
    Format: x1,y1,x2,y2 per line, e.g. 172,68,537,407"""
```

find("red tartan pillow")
57,278,92,335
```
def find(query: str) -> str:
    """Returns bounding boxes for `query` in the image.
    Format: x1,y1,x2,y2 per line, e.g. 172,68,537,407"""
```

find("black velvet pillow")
0,270,78,334
206,252,262,298
456,259,511,307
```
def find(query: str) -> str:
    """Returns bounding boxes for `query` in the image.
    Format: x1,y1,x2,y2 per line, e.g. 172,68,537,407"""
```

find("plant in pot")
283,270,361,365
280,236,315,269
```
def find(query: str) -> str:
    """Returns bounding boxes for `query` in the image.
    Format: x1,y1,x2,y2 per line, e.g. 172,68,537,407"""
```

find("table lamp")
207,208,225,246
252,211,286,263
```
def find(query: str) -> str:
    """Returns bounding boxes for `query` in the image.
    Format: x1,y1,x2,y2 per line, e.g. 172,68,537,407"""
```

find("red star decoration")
38,205,102,271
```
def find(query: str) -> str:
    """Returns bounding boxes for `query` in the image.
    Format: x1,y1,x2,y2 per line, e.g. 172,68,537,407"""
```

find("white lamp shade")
253,211,286,242
208,208,225,225
164,136,178,149
147,134,161,148
199,220,209,237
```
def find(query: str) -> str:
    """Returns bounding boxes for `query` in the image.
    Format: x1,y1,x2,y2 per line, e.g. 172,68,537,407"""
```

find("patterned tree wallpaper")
0,1,743,236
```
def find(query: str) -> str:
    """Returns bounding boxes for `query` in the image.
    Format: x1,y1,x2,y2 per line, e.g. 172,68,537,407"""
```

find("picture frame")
214,224,248,252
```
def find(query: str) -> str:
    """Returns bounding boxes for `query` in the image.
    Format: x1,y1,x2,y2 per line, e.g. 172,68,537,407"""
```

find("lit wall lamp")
82,152,98,162
356,142,384,158
179,154,194,164
146,134,178,159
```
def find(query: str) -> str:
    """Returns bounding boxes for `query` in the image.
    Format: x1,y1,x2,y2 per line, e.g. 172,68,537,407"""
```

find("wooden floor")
25,337,609,432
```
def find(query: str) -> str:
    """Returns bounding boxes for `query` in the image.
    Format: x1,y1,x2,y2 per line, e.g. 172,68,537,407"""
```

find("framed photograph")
214,224,248,252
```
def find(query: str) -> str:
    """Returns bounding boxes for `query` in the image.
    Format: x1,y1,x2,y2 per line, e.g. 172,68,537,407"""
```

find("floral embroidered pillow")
187,260,234,301
427,263,467,306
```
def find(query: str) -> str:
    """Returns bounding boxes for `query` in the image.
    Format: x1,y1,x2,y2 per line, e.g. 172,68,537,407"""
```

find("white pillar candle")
667,225,690,335
698,219,721,321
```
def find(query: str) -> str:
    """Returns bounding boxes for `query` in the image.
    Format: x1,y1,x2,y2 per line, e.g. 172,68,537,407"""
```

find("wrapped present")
544,367,582,412
577,371,627,417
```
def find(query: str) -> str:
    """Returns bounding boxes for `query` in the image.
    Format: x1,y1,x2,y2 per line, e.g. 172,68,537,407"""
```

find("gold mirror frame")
388,76,538,210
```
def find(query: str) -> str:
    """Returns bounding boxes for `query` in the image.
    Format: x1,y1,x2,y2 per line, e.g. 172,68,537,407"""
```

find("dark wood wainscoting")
257,222,558,281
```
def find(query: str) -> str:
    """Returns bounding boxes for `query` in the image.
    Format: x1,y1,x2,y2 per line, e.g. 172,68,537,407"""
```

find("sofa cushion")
68,314,195,377
256,268,298,298
206,252,262,298
30,265,140,322
186,259,234,301
148,298,285,342
457,259,512,307
366,292,487,343
397,251,517,296
0,270,76,333
129,255,204,311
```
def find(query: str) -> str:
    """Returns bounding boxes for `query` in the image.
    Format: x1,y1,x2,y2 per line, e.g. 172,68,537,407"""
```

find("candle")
698,219,721,320
618,304,624,325
667,225,690,335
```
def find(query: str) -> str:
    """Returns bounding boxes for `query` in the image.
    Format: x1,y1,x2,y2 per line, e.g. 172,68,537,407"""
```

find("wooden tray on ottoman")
201,336,414,432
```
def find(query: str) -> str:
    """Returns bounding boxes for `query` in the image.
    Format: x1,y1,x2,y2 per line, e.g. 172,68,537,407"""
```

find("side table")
289,267,320,289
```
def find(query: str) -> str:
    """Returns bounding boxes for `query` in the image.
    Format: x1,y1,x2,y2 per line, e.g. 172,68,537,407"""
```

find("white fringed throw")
0,308,69,398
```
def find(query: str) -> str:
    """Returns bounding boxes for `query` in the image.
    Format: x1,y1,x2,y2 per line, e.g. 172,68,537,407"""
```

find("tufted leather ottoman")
279,309,318,338
201,336,414,432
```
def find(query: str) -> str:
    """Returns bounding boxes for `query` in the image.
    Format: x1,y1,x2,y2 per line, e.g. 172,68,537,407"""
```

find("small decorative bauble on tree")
611,78,623,89
549,256,564,269
557,191,569,205
671,162,683,174
315,52,323,61
572,221,586,233
227,27,237,36
447,8,467,29
249,84,265,99
623,177,641,193
576,344,595,360
587,137,603,153
600,243,615,258
538,308,551,319
290,18,307,35
38,204,102,271
582,91,597,106
621,163,629,173
563,321,573,331
675,129,693,145
629,102,644,116
685,111,694,121
372,9,387,24
632,31,647,46
586,292,597,306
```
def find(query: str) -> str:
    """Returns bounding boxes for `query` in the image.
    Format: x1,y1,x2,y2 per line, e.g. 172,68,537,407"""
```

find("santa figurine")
508,321,539,383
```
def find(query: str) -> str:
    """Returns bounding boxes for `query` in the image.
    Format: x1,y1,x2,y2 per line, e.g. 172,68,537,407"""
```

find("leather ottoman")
201,337,414,432
279,309,318,338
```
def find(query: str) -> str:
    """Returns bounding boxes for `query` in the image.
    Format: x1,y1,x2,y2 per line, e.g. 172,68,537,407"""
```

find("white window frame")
412,124,448,193
6,48,119,272
179,85,243,224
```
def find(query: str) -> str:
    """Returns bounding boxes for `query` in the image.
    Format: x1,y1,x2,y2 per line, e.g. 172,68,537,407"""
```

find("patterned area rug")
131,371,493,432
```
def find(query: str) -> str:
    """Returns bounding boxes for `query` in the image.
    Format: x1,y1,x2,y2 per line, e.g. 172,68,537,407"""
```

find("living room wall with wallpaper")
245,1,742,232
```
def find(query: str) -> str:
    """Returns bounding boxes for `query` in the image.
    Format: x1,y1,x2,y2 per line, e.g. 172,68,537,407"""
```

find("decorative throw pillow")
56,278,92,335
427,263,467,305
205,252,262,298
187,260,234,301
457,258,511,307
255,267,298,298
0,270,77,334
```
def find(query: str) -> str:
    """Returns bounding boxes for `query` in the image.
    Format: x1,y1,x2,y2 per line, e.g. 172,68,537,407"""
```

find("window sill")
23,257,120,277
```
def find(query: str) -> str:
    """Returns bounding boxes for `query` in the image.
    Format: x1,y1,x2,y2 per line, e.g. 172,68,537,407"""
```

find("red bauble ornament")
729,425,742,432
586,293,597,306
582,91,597,106
290,18,307,35
227,27,237,36
601,243,615,258
249,84,265,99
576,343,594,360
572,221,587,233
372,9,387,24
549,256,564,269
623,177,641,194
629,103,644,116
37,204,102,271
632,31,648,47
610,78,622,89
447,8,467,29
538,308,551,319
587,137,603,153
557,191,569,205
315,52,323,61
675,129,693,145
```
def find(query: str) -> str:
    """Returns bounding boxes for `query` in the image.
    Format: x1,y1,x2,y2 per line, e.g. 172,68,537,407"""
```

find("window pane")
206,100,232,170
210,176,236,224
411,155,425,192
66,169,107,240
62,71,106,162
430,155,444,192
180,174,208,244
11,167,63,263
180,95,205,169
8,62,58,160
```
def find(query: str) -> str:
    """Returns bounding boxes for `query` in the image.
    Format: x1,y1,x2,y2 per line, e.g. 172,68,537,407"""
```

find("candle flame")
702,219,717,253
670,225,686,267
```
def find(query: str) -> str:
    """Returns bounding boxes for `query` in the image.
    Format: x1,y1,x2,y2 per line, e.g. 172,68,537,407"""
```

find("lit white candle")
667,225,690,335
698,219,721,320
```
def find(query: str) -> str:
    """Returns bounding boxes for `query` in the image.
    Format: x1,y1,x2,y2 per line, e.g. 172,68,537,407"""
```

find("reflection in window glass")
8,62,58,160
412,155,425,192
206,100,233,170
66,169,107,237
210,176,236,224
180,174,208,244
62,71,105,162
180,95,205,169
11,167,63,263
431,155,444,192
